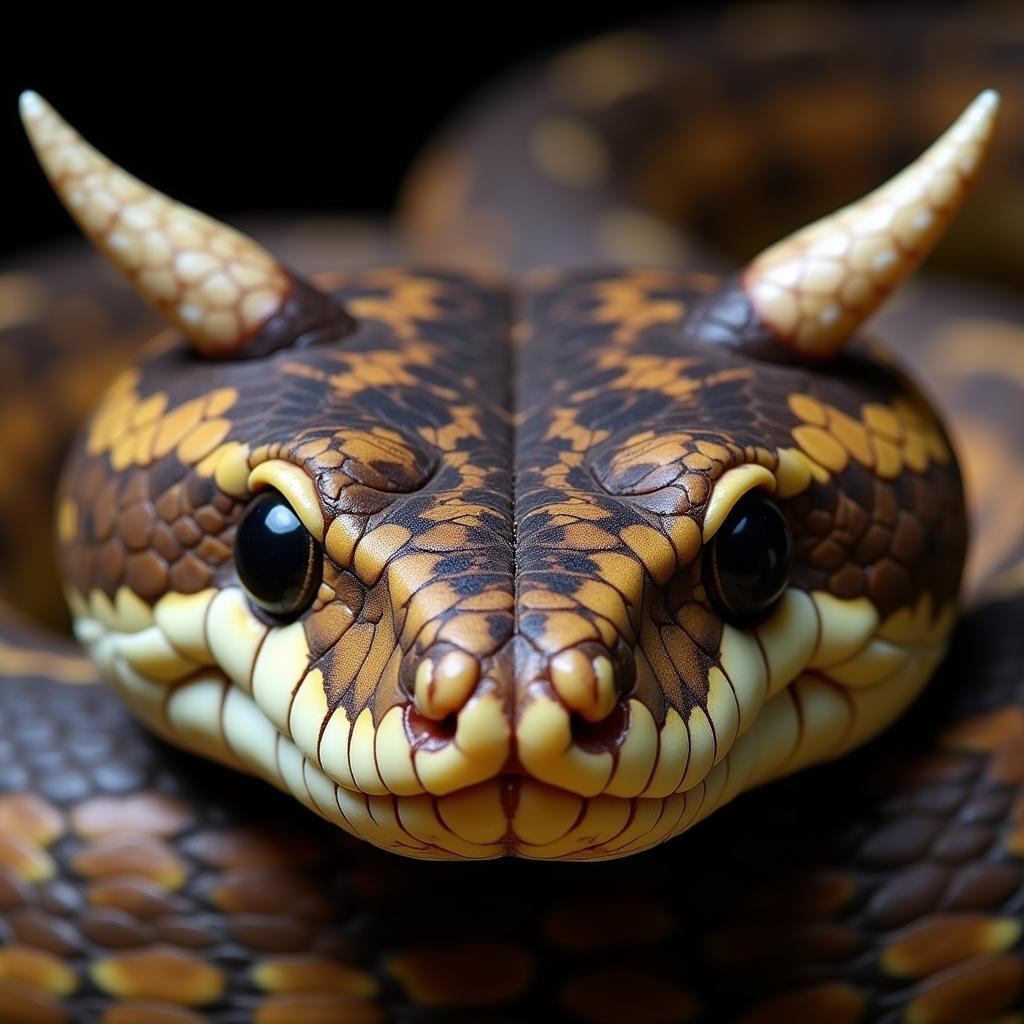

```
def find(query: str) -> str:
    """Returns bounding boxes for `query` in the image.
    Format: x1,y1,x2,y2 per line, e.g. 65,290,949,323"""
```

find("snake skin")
51,261,967,861
2,588,1024,1022
3,3,1024,1021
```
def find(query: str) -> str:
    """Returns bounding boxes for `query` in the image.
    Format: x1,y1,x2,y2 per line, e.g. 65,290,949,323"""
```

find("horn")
19,91,352,359
725,90,1000,361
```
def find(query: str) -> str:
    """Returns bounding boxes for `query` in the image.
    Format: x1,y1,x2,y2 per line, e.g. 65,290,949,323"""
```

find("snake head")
31,92,988,859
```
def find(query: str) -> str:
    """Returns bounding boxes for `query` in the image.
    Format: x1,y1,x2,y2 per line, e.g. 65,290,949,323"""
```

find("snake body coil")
2,9,1024,1021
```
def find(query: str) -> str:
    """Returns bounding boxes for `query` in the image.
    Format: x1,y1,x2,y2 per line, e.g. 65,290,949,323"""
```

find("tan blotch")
883,914,1021,979
70,793,192,839
71,834,186,889
0,946,77,998
252,957,378,998
903,955,1023,1024
20,92,292,357
788,393,950,479
744,91,999,359
91,948,225,1005
0,794,64,846
942,704,1024,753
0,834,55,882
253,995,384,1024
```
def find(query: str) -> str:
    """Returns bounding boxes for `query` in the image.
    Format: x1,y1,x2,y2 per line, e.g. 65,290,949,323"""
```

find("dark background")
2,1,935,262
2,8,668,258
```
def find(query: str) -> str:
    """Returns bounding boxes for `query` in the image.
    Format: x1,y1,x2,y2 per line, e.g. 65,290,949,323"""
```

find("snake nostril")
549,645,631,725
571,700,630,752
405,646,481,722
407,706,459,745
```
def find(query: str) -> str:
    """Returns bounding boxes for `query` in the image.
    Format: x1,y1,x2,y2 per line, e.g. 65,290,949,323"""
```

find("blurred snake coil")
2,7,1024,1023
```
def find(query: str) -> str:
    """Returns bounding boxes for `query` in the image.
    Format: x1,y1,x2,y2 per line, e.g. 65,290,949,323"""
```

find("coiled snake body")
2,8,1024,1022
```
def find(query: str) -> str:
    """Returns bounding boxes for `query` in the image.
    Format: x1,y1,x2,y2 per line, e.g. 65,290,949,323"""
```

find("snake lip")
67,569,958,861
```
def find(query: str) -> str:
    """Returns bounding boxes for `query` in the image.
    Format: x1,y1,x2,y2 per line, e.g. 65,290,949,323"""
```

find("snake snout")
393,635,641,800
548,640,634,728
387,643,512,796
405,644,482,722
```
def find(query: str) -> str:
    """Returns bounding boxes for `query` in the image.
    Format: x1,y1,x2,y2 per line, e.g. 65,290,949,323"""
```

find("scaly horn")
731,90,999,361
19,91,352,358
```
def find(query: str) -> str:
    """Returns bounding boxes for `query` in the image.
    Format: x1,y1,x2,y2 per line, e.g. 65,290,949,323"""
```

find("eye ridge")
235,489,323,620
704,491,792,623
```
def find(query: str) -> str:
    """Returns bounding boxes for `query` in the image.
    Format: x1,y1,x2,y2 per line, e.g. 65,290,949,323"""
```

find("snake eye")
235,490,322,619
703,491,792,622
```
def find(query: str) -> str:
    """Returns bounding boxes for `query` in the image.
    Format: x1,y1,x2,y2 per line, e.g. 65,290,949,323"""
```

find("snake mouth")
68,579,954,860
329,777,700,861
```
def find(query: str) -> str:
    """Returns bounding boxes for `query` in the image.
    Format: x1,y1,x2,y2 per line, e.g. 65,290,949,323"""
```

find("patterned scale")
2,4,1024,1022
1,584,1024,1021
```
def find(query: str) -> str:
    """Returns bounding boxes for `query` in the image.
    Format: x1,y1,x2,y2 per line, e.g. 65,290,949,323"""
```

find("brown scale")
3,3,1024,1020
401,8,1024,601
41,219,975,820
0,599,1023,1021
57,268,512,613
514,270,964,722
786,458,965,619
59,453,240,605
401,8,1024,286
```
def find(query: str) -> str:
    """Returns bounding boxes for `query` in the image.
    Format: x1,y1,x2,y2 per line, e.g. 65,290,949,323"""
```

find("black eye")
235,490,322,619
703,491,792,622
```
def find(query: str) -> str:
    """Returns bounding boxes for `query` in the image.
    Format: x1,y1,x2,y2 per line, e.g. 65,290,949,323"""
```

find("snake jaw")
62,399,959,859
50,245,969,860
64,477,961,862
64,553,954,861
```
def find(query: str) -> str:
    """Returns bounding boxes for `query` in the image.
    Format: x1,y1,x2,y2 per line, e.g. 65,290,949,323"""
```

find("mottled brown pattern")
515,269,963,724
58,269,516,737
0,599,1023,1021
401,9,1024,286
51,258,967,857
0,252,158,629
2,0,1024,1017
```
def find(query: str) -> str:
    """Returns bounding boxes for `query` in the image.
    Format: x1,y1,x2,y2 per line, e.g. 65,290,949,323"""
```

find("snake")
2,5,1024,1022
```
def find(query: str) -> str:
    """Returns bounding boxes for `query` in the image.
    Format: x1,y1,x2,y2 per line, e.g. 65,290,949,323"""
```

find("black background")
2,7,682,260
2,2,937,262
